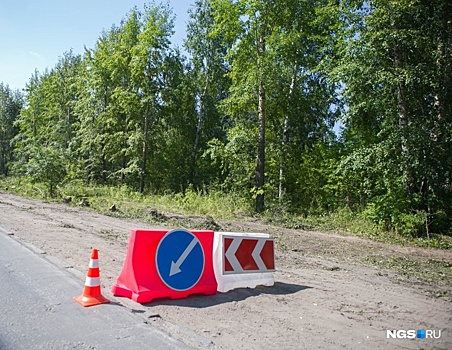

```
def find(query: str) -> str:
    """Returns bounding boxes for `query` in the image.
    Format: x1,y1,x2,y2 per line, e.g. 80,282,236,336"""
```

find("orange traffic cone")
73,248,110,307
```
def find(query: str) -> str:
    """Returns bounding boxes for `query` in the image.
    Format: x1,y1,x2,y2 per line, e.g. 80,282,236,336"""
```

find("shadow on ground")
142,282,311,308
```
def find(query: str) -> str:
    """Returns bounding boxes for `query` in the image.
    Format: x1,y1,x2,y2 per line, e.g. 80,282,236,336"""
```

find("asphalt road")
0,228,192,350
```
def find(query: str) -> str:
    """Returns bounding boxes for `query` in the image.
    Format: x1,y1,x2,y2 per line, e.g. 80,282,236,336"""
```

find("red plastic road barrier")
223,236,275,274
111,229,217,303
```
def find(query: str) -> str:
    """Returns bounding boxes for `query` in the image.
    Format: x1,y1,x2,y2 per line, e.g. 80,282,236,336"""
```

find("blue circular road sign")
156,229,205,291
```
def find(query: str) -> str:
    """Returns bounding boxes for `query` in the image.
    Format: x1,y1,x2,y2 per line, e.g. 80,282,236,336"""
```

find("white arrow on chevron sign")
223,236,275,274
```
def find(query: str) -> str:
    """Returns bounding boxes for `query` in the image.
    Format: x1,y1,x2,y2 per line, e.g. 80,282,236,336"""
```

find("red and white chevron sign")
223,236,275,274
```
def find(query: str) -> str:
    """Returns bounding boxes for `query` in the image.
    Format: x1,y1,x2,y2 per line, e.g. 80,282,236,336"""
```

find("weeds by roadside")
362,255,452,300
1,177,451,250
267,209,452,250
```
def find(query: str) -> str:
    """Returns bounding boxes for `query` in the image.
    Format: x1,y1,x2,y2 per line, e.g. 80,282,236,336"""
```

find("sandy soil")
0,192,451,349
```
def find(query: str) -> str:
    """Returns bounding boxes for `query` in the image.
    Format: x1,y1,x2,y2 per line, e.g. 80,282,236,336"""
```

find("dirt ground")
1,192,451,349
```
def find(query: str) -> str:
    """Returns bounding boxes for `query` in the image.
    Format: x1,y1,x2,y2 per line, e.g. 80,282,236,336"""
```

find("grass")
1,176,451,249
0,177,253,220
267,208,452,250
362,255,452,298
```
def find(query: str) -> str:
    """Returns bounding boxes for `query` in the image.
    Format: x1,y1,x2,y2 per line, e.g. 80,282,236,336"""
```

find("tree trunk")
66,105,71,149
431,6,451,144
278,116,288,201
279,67,297,201
0,148,5,176
101,123,107,184
140,104,150,194
394,43,411,194
121,114,128,184
190,72,209,185
256,33,266,212
100,93,108,184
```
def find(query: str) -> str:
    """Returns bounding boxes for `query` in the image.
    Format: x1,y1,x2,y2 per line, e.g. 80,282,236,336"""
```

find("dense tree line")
0,0,450,235
0,83,22,177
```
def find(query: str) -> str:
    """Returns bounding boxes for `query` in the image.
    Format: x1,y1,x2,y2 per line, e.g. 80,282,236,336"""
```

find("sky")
0,0,195,91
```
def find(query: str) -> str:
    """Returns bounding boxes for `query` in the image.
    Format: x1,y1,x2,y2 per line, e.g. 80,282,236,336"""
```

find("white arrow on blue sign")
156,229,205,291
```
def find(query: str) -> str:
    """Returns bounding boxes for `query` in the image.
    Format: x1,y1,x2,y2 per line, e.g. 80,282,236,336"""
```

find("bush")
21,145,67,198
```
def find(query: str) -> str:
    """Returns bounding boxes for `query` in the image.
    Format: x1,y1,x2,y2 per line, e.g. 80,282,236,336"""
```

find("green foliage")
1,0,451,239
333,0,452,236
0,83,22,176
204,125,256,194
21,145,67,197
